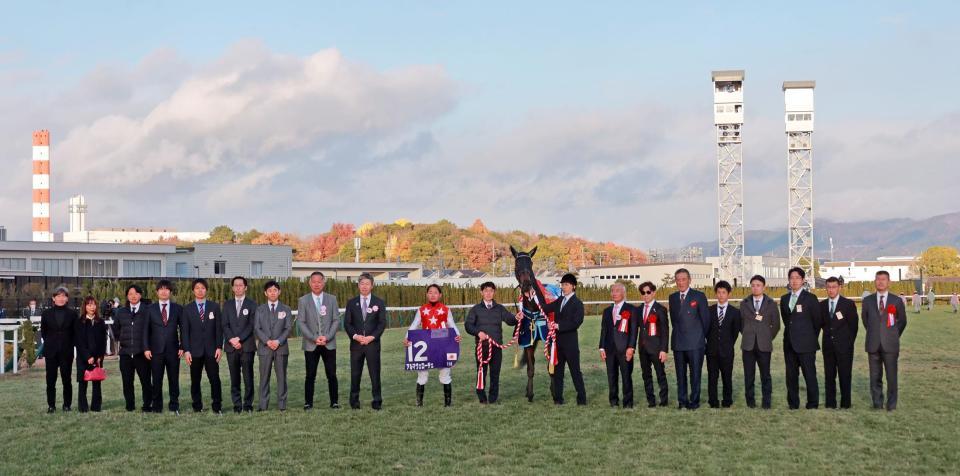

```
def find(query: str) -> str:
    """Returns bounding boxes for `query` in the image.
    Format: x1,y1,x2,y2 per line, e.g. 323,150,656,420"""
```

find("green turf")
2,308,958,475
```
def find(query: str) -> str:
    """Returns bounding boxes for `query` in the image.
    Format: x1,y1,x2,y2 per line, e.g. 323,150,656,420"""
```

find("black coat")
636,301,669,355
706,303,742,358
779,290,823,353
142,301,184,355
343,295,387,349
74,317,107,380
465,301,517,344
40,305,77,359
182,300,223,358
112,304,148,355
599,302,639,354
543,294,584,349
820,296,859,354
221,297,258,353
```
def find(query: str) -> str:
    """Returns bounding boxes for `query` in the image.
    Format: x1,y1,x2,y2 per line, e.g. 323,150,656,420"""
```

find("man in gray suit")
255,280,293,411
297,271,340,410
739,275,781,409
862,270,908,411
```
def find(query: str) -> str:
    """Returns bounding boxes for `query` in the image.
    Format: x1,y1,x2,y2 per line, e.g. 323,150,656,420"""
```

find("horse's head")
511,245,538,293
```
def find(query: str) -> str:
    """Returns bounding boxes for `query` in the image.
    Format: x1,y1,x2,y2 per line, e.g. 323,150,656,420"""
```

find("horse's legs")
525,346,537,402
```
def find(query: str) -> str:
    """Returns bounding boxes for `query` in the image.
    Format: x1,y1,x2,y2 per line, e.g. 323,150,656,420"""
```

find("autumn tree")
916,246,960,277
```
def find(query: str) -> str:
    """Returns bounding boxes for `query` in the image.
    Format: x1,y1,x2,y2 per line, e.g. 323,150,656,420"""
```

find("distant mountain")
688,212,960,261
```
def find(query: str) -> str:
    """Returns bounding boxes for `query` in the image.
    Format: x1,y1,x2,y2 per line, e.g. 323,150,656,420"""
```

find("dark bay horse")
511,245,556,402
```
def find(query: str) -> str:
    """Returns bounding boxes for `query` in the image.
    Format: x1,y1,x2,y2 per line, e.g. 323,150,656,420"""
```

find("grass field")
2,308,959,475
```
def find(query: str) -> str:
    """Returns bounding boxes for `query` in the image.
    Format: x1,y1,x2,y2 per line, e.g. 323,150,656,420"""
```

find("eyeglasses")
640,290,654,295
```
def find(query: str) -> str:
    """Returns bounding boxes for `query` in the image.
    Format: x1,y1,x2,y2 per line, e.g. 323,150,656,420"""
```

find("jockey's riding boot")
416,384,425,407
443,384,452,407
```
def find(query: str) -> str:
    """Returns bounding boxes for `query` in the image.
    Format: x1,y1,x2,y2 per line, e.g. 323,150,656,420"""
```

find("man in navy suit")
779,267,824,410
182,278,224,414
542,273,587,405
598,283,638,408
344,273,387,410
706,280,741,408
669,268,711,410
143,279,184,414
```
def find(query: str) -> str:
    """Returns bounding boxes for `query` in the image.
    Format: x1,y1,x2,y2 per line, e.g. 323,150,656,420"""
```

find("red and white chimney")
32,130,52,242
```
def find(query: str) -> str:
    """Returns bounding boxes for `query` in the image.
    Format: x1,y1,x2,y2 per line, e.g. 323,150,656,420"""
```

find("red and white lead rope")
475,321,522,390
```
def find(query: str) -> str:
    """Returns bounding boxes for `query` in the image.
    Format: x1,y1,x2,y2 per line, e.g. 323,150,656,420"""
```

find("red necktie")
161,303,168,326
879,295,885,313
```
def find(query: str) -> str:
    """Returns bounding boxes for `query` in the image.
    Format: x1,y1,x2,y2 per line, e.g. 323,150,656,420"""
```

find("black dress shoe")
193,408,204,413
214,410,223,415
350,404,361,410
234,408,242,414
659,401,668,407
330,403,340,409
554,400,564,406
244,407,253,413
256,408,264,412
303,404,313,411
47,407,56,414
648,403,657,408
371,403,382,411
62,406,71,412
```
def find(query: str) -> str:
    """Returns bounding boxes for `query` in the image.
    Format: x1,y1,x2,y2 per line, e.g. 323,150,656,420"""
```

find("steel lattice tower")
711,70,745,285
783,81,816,287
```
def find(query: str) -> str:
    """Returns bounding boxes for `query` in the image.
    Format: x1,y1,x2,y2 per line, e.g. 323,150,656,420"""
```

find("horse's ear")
509,245,518,258
529,246,537,258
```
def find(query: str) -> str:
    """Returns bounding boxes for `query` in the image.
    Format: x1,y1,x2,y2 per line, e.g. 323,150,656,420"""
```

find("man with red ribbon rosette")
779,267,824,410
636,281,670,407
668,268,711,410
541,273,587,406
465,282,520,404
598,283,639,408
862,270,907,411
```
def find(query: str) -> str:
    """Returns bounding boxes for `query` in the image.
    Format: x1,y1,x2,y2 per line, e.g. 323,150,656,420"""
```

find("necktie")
561,296,569,312
829,300,836,316
879,295,885,313
485,302,492,310
718,306,725,326
362,298,368,320
643,304,650,322
270,303,276,313
680,292,687,304
315,296,322,313
613,303,621,323
789,293,798,312
199,302,205,321
755,299,761,312
236,300,242,316
161,303,168,325
131,306,136,314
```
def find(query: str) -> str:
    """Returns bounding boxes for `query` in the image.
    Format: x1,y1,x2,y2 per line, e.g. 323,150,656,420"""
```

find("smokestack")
32,130,52,242
69,194,86,233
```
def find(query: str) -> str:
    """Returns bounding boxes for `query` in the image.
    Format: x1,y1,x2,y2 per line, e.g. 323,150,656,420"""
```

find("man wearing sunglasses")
636,282,669,407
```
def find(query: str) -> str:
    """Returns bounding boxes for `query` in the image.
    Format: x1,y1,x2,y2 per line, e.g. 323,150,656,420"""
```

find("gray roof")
0,241,176,254
782,80,816,90
711,70,745,81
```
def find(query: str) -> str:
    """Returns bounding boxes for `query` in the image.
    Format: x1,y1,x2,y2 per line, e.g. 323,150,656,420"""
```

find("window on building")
79,259,118,277
251,261,264,277
214,261,227,276
175,262,189,277
0,258,26,270
31,258,73,276
123,260,161,277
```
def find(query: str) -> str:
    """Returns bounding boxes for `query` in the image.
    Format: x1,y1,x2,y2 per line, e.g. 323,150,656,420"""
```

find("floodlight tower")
783,81,816,288
711,70,745,285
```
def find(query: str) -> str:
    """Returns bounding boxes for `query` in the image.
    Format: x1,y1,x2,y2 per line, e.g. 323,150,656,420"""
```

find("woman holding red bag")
75,296,107,413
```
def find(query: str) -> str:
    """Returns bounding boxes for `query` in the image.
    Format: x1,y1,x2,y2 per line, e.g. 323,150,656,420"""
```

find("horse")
510,245,558,402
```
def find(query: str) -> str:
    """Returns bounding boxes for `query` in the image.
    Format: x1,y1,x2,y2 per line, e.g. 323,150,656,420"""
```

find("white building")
820,256,917,282
62,227,211,244
579,262,716,289
706,255,791,287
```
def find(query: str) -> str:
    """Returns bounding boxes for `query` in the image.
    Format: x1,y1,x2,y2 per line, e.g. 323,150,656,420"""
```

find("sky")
1,1,958,250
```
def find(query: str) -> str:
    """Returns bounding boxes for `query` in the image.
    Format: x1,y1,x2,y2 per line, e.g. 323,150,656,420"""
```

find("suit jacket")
707,303,742,358
820,296,859,354
343,295,387,351
255,302,293,355
740,295,781,352
543,293,584,347
143,301,184,355
297,292,340,351
40,305,77,359
779,290,823,353
598,302,638,354
669,289,711,352
636,301,669,355
182,300,223,358
861,292,907,354
221,296,258,353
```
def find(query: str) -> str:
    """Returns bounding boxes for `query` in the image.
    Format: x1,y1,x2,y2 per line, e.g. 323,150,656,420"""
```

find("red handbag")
84,365,107,382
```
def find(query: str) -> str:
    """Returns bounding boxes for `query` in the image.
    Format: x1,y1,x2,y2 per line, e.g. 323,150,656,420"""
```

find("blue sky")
0,1,957,248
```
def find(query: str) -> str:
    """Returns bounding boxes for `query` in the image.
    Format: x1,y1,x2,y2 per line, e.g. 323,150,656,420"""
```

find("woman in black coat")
40,287,77,413
75,296,107,413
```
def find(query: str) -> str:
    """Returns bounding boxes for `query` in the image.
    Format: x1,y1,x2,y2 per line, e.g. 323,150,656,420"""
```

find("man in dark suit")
112,284,152,412
598,283,638,408
222,276,258,414
669,268,711,410
182,278,224,414
142,279,184,414
706,280,741,408
343,272,387,410
40,287,76,412
636,281,669,407
465,282,520,404
542,273,586,405
740,275,780,409
779,267,824,410
821,276,859,409
862,270,907,411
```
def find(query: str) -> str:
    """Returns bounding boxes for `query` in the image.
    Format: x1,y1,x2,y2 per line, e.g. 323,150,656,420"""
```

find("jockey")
404,284,461,407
